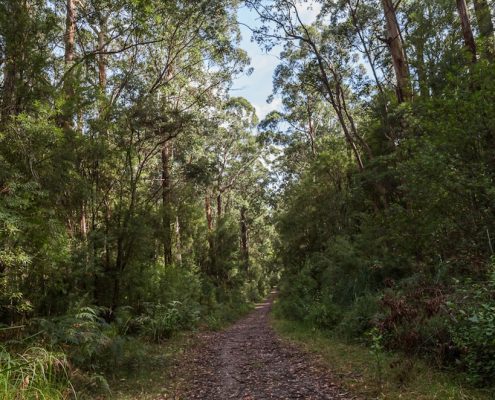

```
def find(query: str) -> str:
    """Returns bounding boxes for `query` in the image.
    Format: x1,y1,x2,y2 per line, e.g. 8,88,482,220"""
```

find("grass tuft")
0,345,74,399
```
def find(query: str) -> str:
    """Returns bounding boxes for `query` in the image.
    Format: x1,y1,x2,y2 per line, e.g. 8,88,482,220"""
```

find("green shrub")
448,271,495,385
336,294,380,341
153,265,202,308
201,288,252,330
277,263,318,321
137,301,200,342
39,306,114,371
38,305,139,384
305,295,342,329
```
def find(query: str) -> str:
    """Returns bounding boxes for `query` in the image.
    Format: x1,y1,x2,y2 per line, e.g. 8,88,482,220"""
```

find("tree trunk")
98,18,107,90
175,215,182,265
90,14,107,300
162,140,173,265
473,0,495,61
80,202,88,238
416,38,429,98
62,0,76,129
112,235,124,311
205,193,213,232
65,0,76,65
1,20,17,124
217,193,222,219
1,55,16,124
456,0,477,63
204,193,214,275
104,205,111,269
240,207,249,271
64,0,76,106
1,2,25,123
381,0,412,102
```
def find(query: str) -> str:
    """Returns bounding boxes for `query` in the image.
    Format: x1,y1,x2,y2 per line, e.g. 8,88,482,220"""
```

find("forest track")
166,292,357,399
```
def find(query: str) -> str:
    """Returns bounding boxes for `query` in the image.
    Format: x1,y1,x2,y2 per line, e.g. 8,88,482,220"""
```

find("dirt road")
171,295,356,399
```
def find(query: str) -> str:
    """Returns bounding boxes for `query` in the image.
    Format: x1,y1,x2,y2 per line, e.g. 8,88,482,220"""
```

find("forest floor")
164,292,356,399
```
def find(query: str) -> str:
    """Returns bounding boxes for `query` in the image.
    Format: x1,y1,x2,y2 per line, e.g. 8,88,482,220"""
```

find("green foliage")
336,294,381,341
0,344,73,400
274,317,493,400
448,269,495,384
367,327,385,386
137,301,199,342
39,306,117,371
266,2,495,389
3,0,495,395
0,0,273,394
202,300,252,331
276,263,318,322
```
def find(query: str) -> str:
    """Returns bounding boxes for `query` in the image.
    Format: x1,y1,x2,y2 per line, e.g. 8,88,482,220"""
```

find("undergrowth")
0,344,73,400
0,288,256,399
272,314,494,400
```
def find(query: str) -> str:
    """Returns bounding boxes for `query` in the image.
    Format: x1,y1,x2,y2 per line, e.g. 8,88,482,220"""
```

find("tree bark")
64,0,76,110
80,202,88,238
112,235,125,311
205,192,214,274
205,193,213,232
456,0,477,63
240,206,249,271
1,2,25,123
217,193,222,219
175,215,182,265
381,0,412,102
65,0,76,65
162,140,173,265
62,0,76,128
1,50,16,123
472,0,495,61
97,16,107,90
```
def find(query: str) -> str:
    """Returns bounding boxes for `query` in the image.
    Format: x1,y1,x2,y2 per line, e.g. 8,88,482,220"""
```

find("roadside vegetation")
0,1,273,397
273,317,493,400
2,0,495,397
251,0,495,392
273,318,493,400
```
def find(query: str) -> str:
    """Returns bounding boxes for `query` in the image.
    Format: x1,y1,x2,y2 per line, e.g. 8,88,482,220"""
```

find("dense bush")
335,294,381,341
38,306,117,371
137,300,200,342
274,63,495,386
448,270,495,384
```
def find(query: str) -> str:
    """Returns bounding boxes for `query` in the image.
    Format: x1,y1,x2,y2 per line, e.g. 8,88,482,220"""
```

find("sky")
231,2,321,120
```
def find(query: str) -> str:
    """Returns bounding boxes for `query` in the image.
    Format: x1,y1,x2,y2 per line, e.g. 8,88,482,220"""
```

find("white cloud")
248,52,280,75
254,96,283,120
296,1,322,24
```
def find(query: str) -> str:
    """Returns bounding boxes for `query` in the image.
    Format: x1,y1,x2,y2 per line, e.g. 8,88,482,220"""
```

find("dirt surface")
168,294,357,399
